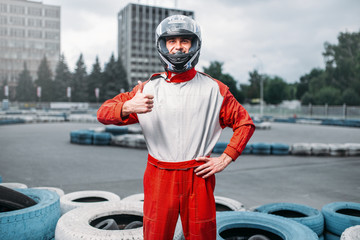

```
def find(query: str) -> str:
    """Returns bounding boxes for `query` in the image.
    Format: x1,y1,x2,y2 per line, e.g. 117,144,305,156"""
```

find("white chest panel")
137,73,224,162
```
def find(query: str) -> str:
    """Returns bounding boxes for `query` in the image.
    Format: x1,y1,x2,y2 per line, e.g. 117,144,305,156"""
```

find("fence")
244,104,360,120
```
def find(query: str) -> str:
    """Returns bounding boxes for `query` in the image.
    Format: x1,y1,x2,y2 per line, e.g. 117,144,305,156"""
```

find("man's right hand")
122,81,154,117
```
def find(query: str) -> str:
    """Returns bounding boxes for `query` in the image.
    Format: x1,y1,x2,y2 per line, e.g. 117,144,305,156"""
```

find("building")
117,3,194,87
0,0,60,86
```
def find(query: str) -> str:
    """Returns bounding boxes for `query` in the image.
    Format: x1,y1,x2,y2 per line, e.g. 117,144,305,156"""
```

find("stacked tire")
322,202,360,239
0,186,61,240
254,202,324,237
252,143,271,155
216,211,319,240
70,130,93,145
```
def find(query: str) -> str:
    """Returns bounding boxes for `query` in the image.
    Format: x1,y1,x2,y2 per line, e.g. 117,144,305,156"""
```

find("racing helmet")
155,15,202,73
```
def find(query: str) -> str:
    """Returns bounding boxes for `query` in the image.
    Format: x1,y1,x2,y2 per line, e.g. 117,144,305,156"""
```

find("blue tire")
93,132,112,145
322,202,360,236
254,202,324,236
213,142,228,154
105,125,128,135
217,211,319,240
271,143,290,155
252,143,271,155
0,188,61,240
70,130,93,145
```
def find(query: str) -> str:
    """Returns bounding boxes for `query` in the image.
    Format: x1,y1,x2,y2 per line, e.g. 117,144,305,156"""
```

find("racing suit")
97,67,255,240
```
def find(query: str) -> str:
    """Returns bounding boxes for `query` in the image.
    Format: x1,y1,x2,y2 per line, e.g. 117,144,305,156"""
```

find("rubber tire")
254,202,324,236
215,196,246,212
60,190,121,215
0,182,28,189
124,220,143,229
248,235,270,240
322,202,360,236
216,211,319,240
121,193,144,202
0,185,37,211
32,187,65,197
341,225,360,240
0,188,61,240
55,201,143,240
94,218,119,230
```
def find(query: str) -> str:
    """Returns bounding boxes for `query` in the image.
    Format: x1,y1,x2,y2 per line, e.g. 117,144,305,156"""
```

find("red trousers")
143,155,217,240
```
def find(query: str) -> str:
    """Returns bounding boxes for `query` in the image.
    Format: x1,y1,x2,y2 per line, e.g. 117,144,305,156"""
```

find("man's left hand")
194,153,233,178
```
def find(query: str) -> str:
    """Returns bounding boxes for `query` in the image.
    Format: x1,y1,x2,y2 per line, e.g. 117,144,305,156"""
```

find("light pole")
252,54,264,118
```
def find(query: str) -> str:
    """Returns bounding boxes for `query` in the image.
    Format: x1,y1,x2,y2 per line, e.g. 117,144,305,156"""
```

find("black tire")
255,202,324,236
216,211,319,240
322,202,360,236
0,188,61,240
0,185,37,212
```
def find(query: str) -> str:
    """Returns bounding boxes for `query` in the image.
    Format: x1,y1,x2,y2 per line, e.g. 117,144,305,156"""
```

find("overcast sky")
44,0,360,84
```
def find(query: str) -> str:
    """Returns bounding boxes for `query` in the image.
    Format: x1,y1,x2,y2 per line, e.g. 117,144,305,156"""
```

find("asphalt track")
0,121,359,210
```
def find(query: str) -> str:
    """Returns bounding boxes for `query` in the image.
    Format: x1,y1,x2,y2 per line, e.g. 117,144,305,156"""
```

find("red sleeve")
97,83,143,126
217,81,255,160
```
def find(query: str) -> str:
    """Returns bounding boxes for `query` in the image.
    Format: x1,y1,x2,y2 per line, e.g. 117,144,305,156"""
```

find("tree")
35,56,53,102
323,31,360,93
72,54,87,102
16,62,36,102
53,54,72,101
102,53,129,101
314,87,342,105
88,56,103,103
264,76,288,105
203,61,243,102
342,88,360,106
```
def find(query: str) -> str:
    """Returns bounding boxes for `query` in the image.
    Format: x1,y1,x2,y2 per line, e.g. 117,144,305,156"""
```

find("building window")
9,16,25,26
45,31,59,40
28,18,42,27
10,28,25,38
45,20,60,29
45,9,60,18
28,7,42,16
0,16,7,24
0,27,7,36
0,4,7,12
28,29,42,39
10,5,25,14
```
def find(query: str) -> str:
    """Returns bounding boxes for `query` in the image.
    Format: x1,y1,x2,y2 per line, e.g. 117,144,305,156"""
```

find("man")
97,15,255,240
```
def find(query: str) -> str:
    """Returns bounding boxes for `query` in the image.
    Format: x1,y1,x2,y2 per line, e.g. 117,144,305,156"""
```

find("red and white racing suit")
97,67,255,240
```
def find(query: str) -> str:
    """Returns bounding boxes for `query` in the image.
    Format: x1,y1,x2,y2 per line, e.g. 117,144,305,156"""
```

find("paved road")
0,121,359,210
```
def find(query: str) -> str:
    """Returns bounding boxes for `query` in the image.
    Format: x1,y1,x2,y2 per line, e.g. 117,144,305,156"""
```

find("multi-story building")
0,0,60,85
117,3,194,87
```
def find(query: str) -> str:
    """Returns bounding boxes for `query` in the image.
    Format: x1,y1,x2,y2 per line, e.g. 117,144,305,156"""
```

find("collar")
166,68,197,83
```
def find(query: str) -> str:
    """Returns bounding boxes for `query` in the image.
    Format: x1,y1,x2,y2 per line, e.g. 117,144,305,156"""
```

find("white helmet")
155,15,201,73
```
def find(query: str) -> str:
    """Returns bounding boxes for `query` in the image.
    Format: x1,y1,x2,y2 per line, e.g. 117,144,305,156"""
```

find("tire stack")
70,129,94,145
0,186,61,240
252,142,271,155
322,202,360,240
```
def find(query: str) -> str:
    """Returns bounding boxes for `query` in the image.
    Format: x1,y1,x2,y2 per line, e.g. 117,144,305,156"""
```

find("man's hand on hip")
194,153,233,178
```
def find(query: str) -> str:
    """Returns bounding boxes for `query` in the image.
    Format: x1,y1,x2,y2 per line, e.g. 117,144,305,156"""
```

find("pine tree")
88,56,103,103
72,54,87,102
102,53,128,101
54,54,72,101
35,56,53,102
16,62,36,102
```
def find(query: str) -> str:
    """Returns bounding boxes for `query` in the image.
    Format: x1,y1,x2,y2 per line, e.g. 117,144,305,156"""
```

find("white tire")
60,190,121,215
341,225,360,240
311,143,330,156
345,143,360,156
0,182,28,189
122,193,144,202
33,187,65,197
291,143,312,155
215,196,246,211
329,144,347,156
55,202,143,240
